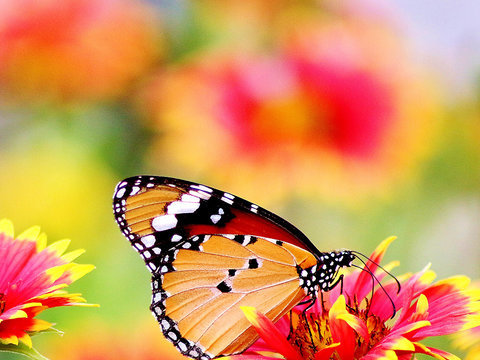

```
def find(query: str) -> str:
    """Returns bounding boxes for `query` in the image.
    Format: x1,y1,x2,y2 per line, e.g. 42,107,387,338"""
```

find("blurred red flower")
142,38,439,204
139,5,441,205
0,0,160,102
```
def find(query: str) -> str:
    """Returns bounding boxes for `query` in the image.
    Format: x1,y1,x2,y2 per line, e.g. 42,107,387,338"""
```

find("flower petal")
314,343,340,360
351,236,396,302
0,219,95,354
46,239,71,257
0,219,14,238
413,342,461,360
241,306,302,360
329,295,360,359
16,226,40,243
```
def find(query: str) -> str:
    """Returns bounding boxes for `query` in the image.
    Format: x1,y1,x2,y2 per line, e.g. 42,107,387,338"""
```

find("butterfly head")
319,250,355,290
298,250,355,297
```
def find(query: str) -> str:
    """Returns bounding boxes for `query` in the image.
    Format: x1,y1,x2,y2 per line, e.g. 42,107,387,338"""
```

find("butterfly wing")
113,176,318,359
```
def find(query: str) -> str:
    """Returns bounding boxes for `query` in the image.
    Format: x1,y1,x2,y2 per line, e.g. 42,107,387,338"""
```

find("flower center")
288,301,390,360
250,92,334,148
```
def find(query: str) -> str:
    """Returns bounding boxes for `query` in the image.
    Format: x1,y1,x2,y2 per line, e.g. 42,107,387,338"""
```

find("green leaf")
0,343,50,360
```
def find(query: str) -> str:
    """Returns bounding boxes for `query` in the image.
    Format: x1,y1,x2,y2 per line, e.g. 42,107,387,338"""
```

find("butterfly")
113,176,388,360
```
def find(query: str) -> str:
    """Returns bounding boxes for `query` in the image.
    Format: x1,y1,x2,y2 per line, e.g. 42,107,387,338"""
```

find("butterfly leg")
299,297,318,351
287,309,294,340
320,291,327,314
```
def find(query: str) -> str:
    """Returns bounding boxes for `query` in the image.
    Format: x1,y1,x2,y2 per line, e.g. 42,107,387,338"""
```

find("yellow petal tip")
240,306,259,326
0,219,14,237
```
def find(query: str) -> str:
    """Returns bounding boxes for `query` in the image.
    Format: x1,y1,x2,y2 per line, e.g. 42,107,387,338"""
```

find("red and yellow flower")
229,237,480,360
0,219,95,348
458,327,480,360
452,294,480,360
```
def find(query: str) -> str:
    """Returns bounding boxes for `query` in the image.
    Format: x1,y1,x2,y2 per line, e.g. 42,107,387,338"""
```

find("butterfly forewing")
114,176,320,257
113,176,319,359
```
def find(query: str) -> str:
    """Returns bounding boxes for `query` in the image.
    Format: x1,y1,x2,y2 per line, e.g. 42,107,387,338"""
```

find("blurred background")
1,0,479,359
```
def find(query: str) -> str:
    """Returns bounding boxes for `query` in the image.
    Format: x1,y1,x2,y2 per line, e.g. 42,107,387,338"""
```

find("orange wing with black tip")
112,176,322,360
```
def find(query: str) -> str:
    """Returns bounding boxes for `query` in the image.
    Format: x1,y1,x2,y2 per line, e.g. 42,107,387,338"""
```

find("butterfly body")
113,176,355,359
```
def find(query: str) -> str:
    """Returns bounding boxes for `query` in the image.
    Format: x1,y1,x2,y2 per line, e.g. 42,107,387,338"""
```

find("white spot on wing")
152,215,178,231
153,293,162,303
141,235,156,248
130,186,141,195
171,234,182,242
223,192,235,200
189,190,211,200
210,214,221,224
167,201,200,215
181,194,201,202
115,187,126,198
221,196,234,205
191,184,213,193
161,319,170,330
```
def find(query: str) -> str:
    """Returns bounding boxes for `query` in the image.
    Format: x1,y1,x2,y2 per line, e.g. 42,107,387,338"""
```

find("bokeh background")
1,0,479,359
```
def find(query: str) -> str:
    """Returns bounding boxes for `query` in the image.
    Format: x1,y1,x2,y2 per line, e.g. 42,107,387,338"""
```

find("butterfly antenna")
351,250,401,294
350,255,398,319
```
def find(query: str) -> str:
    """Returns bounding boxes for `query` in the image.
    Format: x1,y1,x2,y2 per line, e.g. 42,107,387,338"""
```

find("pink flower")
0,219,95,348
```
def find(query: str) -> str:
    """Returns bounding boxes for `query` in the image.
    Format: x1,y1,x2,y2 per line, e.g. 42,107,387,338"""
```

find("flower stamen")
288,296,391,359
0,293,5,314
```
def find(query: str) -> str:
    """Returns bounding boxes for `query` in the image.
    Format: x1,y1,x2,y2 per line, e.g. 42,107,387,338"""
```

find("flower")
228,237,480,360
454,325,480,360
45,319,185,360
0,0,160,103
141,13,440,205
452,292,480,360
0,219,95,349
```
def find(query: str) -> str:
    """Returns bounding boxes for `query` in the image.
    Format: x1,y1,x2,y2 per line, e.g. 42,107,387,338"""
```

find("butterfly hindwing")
150,234,315,359
113,176,319,359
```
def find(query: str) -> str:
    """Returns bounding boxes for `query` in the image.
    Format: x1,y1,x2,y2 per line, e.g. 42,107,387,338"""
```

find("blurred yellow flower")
0,0,161,103
141,14,441,205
